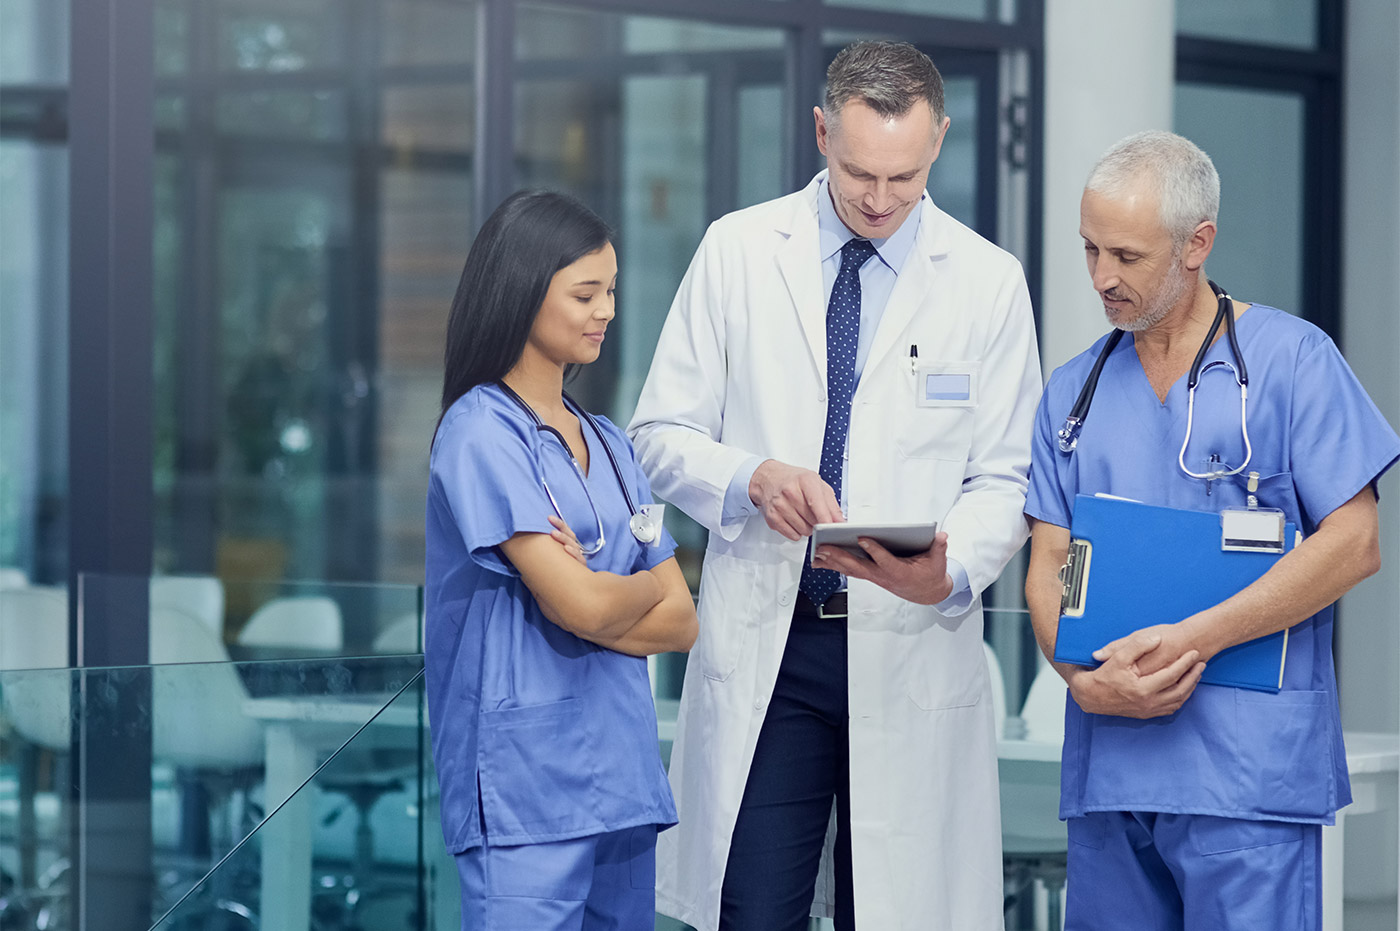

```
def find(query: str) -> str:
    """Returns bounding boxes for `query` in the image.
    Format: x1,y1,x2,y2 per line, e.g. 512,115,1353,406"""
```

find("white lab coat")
628,173,1042,931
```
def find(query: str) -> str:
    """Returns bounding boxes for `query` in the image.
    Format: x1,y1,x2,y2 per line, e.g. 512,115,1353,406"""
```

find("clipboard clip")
1058,538,1092,618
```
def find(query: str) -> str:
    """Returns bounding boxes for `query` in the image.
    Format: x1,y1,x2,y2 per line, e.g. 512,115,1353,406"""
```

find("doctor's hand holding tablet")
747,457,954,605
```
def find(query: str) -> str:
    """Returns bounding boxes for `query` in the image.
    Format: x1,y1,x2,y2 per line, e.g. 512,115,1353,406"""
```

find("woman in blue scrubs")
426,190,698,930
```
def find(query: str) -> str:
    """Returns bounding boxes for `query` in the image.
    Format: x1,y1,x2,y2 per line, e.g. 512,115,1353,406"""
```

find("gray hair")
1085,131,1220,248
824,41,945,131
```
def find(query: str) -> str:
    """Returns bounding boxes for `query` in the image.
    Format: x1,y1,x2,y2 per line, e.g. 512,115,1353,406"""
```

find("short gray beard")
1111,250,1191,332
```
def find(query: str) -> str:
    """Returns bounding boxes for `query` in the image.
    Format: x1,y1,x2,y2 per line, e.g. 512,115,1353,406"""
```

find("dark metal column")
475,0,517,225
784,9,824,192
68,0,155,924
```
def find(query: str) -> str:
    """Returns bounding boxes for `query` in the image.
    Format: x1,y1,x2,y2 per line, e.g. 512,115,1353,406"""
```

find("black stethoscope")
1057,279,1253,482
497,382,661,553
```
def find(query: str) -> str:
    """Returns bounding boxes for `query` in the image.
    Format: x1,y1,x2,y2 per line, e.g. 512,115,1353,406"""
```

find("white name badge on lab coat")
915,362,979,408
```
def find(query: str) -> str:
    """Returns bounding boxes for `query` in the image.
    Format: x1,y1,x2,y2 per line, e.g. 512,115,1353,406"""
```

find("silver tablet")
809,521,938,561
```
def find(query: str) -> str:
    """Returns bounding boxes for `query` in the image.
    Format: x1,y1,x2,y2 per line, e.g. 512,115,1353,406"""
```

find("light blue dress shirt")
722,181,971,612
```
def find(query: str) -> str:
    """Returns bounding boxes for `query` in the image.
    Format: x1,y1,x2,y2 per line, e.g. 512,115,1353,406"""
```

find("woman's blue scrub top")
1027,307,1400,824
425,383,679,852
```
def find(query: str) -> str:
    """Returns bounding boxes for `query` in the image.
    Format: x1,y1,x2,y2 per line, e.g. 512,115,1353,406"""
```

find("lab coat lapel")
774,179,828,387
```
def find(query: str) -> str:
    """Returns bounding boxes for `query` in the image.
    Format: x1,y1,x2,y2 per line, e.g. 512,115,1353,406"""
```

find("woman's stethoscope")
498,382,663,554
1057,279,1252,483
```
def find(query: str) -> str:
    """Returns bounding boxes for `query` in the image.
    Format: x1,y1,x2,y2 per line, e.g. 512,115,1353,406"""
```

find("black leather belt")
792,591,848,619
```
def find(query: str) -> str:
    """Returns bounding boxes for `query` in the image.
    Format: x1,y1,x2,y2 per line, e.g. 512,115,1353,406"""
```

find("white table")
245,695,423,931
997,731,1400,928
1324,732,1399,929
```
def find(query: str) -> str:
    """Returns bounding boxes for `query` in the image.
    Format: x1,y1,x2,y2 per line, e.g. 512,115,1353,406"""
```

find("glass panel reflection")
0,139,68,588
1177,0,1317,50
215,90,349,140
514,5,787,583
148,668,440,931
0,665,75,931
79,573,422,660
824,0,1014,25
1175,83,1305,317
153,0,477,587
379,0,476,69
0,0,70,84
0,654,426,930
927,74,978,232
216,0,346,73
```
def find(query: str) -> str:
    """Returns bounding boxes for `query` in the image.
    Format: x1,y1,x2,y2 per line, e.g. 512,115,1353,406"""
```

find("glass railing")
147,668,448,931
0,573,430,931
0,573,425,672
0,663,74,931
0,581,1074,931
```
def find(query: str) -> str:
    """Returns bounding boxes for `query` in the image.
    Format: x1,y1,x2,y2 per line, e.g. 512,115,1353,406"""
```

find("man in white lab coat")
628,40,1042,931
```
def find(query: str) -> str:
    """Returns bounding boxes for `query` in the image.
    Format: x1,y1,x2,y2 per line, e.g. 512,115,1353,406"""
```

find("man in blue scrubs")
1025,130,1400,930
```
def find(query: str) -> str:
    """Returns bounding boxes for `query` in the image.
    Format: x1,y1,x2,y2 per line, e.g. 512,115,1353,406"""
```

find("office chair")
148,604,266,931
370,612,422,654
237,595,343,655
151,575,226,639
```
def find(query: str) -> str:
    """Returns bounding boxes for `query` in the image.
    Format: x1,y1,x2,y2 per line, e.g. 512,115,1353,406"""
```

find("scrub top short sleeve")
1027,376,1079,529
1287,335,1400,524
630,451,678,572
433,406,555,577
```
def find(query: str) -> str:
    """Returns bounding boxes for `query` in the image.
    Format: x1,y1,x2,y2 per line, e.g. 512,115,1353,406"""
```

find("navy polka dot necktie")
800,237,878,609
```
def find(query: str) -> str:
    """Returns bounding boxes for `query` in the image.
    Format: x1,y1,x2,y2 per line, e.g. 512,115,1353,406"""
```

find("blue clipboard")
1054,494,1297,693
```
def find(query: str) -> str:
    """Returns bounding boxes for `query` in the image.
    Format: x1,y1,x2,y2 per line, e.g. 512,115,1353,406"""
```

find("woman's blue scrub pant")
455,824,657,931
1065,811,1321,931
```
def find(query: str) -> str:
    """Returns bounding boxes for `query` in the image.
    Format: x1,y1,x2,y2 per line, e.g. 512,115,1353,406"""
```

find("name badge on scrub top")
915,362,979,408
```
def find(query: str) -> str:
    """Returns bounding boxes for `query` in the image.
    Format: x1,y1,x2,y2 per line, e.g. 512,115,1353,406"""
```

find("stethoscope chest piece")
629,504,665,546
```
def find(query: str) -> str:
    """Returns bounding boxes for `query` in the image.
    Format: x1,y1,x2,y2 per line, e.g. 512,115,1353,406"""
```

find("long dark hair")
437,190,613,432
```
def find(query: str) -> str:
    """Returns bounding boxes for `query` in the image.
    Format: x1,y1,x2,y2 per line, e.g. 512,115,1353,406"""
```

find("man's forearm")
1181,488,1381,660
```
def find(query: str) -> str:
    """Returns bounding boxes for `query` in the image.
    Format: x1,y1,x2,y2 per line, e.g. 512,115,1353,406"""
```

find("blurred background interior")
1,0,1397,928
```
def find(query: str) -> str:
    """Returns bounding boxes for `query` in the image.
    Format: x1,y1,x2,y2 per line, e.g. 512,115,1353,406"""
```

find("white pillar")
1040,0,1175,375
1340,0,1400,917
1340,0,1400,735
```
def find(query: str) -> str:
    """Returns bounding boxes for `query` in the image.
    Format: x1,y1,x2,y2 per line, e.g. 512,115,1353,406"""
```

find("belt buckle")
817,597,847,620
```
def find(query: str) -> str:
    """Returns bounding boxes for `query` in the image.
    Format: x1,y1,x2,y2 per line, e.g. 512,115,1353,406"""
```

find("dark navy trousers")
719,611,855,931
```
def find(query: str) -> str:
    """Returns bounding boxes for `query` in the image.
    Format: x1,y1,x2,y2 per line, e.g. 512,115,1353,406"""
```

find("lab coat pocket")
478,698,596,840
1235,689,1334,819
903,616,983,711
895,406,976,461
695,551,759,682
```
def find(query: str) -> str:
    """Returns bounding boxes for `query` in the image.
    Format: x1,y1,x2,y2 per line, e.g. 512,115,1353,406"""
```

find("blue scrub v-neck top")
1027,306,1400,823
425,383,679,852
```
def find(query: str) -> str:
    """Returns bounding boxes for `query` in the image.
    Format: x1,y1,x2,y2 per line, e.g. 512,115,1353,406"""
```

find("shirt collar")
817,178,924,274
